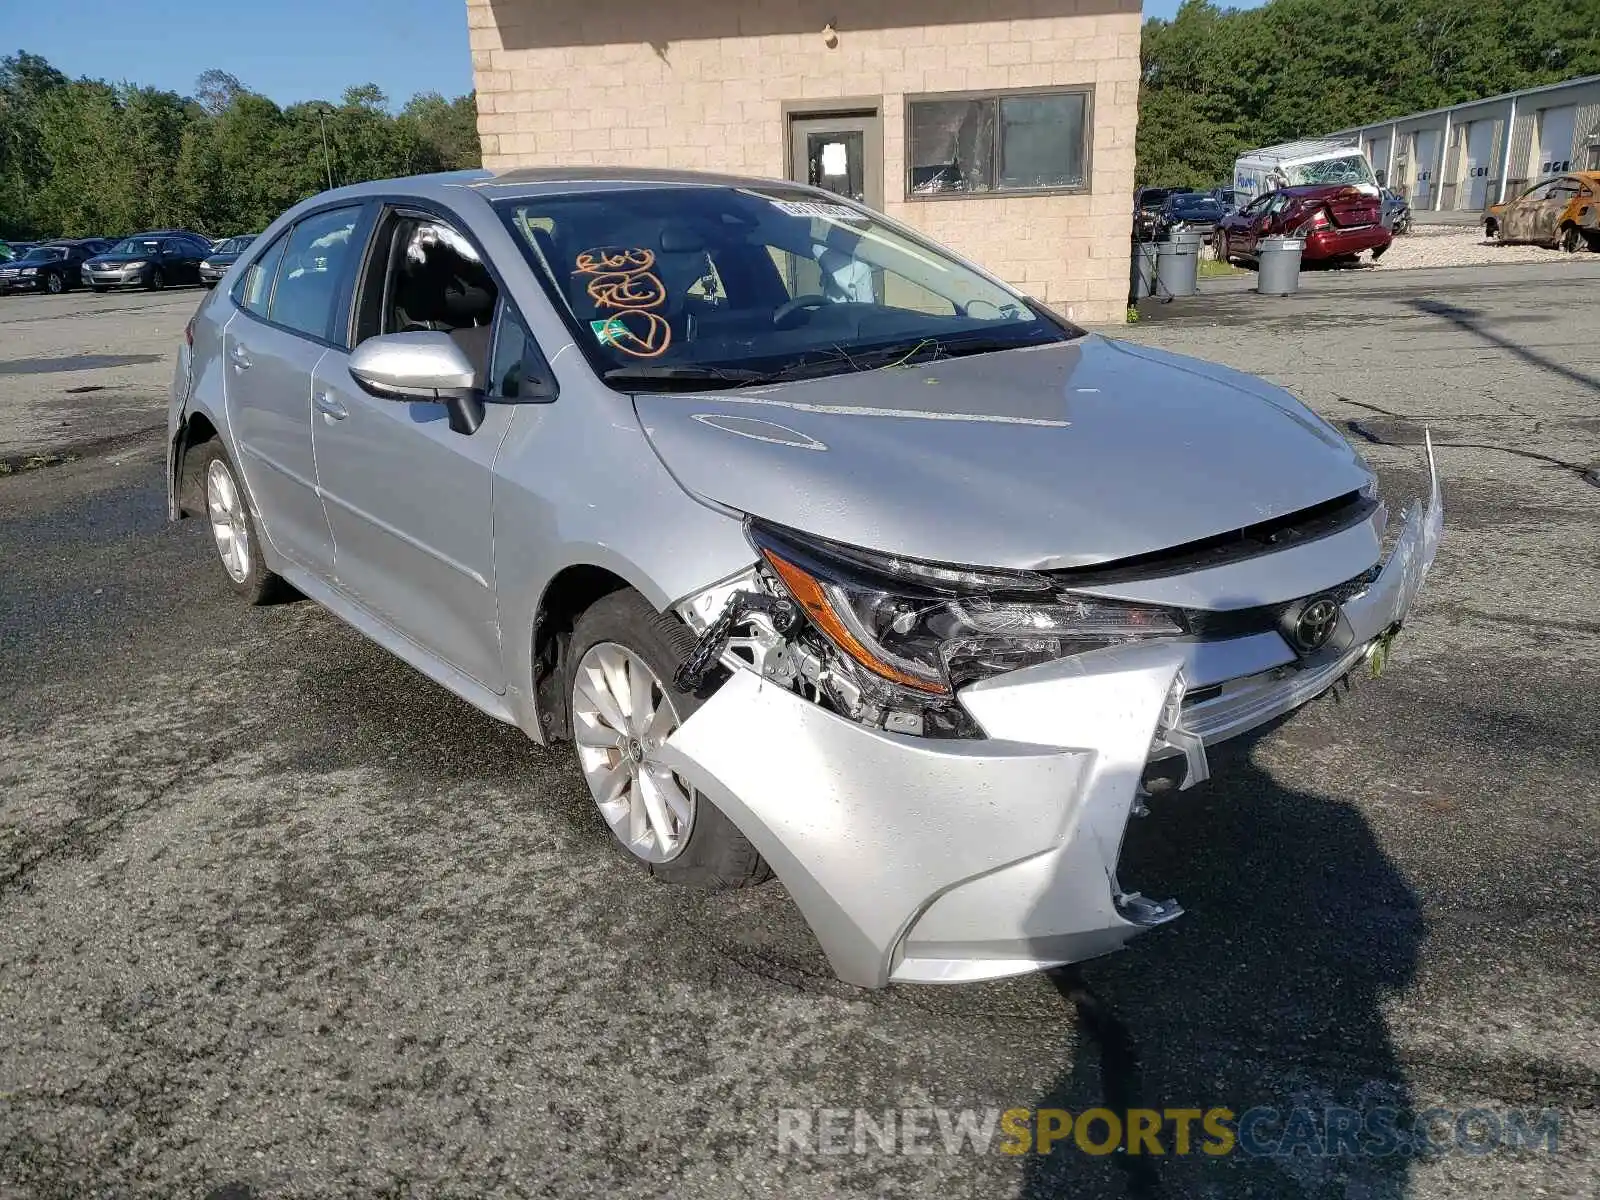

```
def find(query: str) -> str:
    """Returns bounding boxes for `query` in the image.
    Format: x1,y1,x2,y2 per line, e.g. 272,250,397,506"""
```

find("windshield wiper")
602,364,774,391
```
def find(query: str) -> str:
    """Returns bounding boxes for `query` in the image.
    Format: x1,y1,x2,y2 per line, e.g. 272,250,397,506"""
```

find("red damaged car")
1215,184,1391,265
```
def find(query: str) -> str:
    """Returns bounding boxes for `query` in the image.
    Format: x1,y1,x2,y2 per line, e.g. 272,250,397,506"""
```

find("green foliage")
0,53,482,239
1137,0,1600,187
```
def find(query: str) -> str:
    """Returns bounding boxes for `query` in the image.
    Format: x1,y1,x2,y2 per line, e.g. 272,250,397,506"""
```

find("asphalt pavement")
0,268,1596,1198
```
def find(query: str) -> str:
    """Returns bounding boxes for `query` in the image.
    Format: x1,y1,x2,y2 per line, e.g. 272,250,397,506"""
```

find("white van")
1234,139,1379,205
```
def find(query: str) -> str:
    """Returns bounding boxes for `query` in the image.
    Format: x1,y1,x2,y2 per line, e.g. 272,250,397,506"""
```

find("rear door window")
236,233,288,319
268,206,361,340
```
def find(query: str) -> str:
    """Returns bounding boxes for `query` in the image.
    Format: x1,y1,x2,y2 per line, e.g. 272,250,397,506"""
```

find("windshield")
1287,155,1376,187
111,238,162,256
213,236,253,254
494,186,1077,389
20,246,70,263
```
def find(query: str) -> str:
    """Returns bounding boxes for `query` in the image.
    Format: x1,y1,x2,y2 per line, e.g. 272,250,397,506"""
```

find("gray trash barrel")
1129,241,1158,301
1257,236,1304,295
1155,233,1201,298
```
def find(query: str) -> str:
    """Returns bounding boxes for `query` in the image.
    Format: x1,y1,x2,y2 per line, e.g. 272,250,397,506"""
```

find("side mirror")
349,331,485,435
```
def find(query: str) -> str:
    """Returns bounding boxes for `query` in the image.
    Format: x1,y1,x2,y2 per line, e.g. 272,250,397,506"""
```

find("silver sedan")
167,167,1442,988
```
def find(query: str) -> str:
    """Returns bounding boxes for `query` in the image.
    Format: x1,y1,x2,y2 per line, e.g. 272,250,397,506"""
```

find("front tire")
148,267,165,291
196,442,289,605
1560,225,1583,254
567,589,770,888
45,272,65,295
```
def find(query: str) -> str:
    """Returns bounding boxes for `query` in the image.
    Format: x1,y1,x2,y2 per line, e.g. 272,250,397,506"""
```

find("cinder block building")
465,0,1143,324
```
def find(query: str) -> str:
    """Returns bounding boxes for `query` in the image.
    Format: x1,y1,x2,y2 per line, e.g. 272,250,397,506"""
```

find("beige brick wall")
467,0,1141,324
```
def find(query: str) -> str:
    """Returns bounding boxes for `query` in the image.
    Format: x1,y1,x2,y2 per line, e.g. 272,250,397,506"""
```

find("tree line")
1138,0,1599,187
0,53,480,240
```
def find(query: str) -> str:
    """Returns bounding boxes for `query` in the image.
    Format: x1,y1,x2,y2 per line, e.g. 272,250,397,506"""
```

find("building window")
906,88,1091,199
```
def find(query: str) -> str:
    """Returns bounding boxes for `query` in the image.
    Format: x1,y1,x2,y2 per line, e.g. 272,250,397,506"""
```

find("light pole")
315,106,334,190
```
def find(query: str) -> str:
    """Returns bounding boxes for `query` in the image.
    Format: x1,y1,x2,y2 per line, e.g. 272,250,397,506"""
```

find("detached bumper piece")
660,446,1442,987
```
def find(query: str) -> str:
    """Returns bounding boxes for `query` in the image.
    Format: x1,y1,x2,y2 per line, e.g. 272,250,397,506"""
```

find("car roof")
286,166,846,210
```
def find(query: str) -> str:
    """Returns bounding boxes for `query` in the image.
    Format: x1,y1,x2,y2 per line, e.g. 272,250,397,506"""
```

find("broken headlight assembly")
723,522,1185,738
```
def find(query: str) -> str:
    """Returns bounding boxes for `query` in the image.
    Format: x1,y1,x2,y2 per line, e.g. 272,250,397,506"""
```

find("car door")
223,210,359,577
1502,181,1550,242
1535,177,1580,244
310,207,530,689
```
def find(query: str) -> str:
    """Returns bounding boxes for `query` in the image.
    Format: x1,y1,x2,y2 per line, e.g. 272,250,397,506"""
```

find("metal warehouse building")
1329,73,1600,215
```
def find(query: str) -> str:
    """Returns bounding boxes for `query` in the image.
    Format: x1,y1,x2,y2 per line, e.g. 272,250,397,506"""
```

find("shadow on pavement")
1020,733,1422,1198
1410,298,1600,394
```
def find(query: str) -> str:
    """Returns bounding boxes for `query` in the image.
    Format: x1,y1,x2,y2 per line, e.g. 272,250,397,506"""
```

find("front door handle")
229,344,252,370
314,390,348,421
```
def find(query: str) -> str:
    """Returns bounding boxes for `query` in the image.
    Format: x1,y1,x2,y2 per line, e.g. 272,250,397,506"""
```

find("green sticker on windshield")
591,316,628,346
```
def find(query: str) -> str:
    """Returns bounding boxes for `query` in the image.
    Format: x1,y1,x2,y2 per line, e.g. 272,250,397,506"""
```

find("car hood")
633,336,1373,570
87,255,150,265
203,253,241,266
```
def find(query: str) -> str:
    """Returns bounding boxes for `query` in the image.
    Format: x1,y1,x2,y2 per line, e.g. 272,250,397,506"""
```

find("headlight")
20,268,35,276
749,523,1183,696
121,260,146,270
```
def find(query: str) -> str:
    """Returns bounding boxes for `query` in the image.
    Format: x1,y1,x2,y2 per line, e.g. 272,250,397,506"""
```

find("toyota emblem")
1292,596,1340,653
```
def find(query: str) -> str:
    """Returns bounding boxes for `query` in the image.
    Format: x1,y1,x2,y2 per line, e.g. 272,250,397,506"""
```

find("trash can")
1155,232,1201,298
1129,240,1158,301
1257,236,1304,296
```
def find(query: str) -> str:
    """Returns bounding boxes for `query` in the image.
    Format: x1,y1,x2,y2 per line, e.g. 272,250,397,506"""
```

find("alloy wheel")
46,272,63,294
572,642,696,864
205,457,252,584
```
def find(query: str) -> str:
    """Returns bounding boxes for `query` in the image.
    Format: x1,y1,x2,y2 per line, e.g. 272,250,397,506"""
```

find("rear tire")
567,588,771,889
194,441,290,606
1485,219,1500,241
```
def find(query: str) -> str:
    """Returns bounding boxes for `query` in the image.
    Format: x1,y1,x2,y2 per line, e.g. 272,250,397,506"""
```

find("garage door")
1536,106,1576,176
1462,120,1495,210
1367,134,1391,185
1413,129,1440,208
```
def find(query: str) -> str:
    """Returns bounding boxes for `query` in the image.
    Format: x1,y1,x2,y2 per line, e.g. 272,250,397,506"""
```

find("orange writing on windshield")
574,246,671,358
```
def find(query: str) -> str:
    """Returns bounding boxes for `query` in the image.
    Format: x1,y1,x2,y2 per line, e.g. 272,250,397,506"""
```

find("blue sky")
6,0,475,107
8,0,1266,108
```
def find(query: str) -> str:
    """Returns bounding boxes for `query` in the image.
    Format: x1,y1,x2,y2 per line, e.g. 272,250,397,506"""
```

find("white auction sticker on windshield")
773,199,867,222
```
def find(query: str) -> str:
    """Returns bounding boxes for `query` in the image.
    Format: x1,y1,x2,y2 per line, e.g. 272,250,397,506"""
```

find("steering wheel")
772,294,828,328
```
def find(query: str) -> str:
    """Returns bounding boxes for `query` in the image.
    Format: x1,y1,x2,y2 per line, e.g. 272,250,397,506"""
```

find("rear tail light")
1310,207,1331,230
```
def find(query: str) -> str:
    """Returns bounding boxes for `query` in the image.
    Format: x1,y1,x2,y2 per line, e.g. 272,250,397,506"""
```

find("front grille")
1181,567,1379,641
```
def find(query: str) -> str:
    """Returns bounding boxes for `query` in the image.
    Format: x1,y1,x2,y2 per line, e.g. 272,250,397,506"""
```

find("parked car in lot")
82,234,209,291
1153,192,1227,239
1485,172,1599,252
0,239,111,294
1379,187,1412,234
199,234,258,286
1216,184,1392,265
168,168,1442,988
1132,186,1195,240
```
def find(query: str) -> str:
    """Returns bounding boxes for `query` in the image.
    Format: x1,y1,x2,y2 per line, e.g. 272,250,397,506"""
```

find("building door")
1463,119,1495,211
1413,128,1440,208
1534,105,1576,176
1367,134,1391,186
788,111,883,209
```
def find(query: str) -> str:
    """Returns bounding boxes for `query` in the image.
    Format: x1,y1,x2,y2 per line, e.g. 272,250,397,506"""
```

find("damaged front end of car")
655,442,1444,988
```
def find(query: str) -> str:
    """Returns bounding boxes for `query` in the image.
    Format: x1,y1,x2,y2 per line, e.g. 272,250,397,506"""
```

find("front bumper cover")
658,448,1443,987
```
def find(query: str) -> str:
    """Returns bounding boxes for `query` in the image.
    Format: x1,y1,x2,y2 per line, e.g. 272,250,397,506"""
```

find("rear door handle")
229,344,251,370
314,390,348,421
